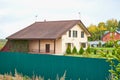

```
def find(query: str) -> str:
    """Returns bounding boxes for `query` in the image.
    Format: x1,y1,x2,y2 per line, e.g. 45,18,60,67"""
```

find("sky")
0,0,120,39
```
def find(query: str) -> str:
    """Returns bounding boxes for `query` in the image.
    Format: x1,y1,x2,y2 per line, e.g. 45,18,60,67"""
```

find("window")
81,43,86,48
68,30,71,37
81,31,84,38
73,30,77,38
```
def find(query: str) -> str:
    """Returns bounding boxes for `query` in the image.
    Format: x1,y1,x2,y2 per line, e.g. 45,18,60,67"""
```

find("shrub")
112,49,115,55
72,46,77,54
98,41,102,47
66,46,71,54
93,49,97,54
105,41,120,80
85,46,91,54
79,46,84,55
106,50,109,54
103,41,114,47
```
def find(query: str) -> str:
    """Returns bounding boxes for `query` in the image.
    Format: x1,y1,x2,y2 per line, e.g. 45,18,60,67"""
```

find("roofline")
79,20,91,37
35,19,80,23
7,38,57,40
6,22,36,39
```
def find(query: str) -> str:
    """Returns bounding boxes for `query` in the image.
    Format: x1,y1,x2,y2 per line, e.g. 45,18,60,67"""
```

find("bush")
98,41,102,47
103,41,114,47
86,46,91,54
72,46,77,54
112,49,115,55
79,46,84,55
93,49,97,54
66,46,71,54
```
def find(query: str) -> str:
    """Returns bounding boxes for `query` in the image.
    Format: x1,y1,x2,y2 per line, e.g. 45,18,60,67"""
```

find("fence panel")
0,52,110,80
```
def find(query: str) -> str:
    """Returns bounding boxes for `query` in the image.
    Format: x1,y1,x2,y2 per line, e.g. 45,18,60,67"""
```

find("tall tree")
117,21,120,31
87,19,119,41
106,19,118,32
98,22,107,40
87,24,98,41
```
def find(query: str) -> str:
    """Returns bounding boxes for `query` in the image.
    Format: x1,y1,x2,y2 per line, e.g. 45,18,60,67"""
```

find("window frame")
68,30,71,37
81,43,86,48
81,31,84,38
73,30,77,38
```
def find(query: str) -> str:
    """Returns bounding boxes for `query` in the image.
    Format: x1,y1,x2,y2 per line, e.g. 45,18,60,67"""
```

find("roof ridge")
35,19,80,23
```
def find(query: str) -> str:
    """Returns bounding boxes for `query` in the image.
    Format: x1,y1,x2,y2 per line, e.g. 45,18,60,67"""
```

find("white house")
4,20,91,55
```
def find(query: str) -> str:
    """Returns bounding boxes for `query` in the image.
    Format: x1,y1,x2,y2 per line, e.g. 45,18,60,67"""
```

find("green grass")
66,53,105,59
65,47,114,59
94,47,114,50
0,39,7,50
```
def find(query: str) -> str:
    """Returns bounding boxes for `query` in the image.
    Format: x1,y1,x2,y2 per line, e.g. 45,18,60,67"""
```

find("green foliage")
66,46,71,54
85,46,91,54
106,19,118,32
10,40,29,52
0,39,7,50
79,46,84,55
72,46,77,54
93,49,97,54
103,41,114,47
88,19,119,41
117,21,120,31
104,40,120,80
98,42,102,47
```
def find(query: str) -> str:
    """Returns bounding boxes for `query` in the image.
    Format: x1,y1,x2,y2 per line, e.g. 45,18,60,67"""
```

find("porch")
29,40,56,54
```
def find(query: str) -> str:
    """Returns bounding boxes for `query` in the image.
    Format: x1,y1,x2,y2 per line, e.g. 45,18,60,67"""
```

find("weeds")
0,70,66,80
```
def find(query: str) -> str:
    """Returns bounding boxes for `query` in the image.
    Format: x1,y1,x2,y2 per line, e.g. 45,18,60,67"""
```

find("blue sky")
0,0,120,39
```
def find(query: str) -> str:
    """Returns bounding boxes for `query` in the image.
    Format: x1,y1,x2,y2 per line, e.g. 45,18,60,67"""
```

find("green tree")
66,46,71,54
106,19,118,32
98,22,106,40
85,46,91,54
117,21,120,31
88,19,119,41
106,41,120,80
79,46,84,55
72,46,77,54
87,24,98,41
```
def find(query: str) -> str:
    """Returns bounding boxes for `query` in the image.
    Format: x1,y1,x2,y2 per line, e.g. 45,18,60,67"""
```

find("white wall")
61,24,88,54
